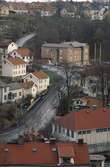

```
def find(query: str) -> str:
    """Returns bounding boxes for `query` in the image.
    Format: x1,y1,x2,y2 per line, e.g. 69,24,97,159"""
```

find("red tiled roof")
56,108,110,131
17,48,32,57
58,144,75,158
32,71,48,79
0,142,89,165
7,57,26,65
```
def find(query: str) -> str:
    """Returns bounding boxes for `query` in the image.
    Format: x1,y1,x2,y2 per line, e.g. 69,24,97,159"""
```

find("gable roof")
32,71,49,79
58,144,75,158
7,57,26,65
22,81,35,89
0,142,89,166
55,108,110,131
17,47,32,57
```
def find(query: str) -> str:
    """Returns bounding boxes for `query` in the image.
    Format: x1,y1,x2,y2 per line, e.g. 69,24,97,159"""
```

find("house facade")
52,108,110,146
41,41,89,66
23,71,49,94
0,5,9,16
22,81,38,98
0,81,23,103
2,57,26,78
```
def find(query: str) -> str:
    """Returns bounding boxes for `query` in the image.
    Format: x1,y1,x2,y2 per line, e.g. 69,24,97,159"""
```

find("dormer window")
62,157,71,164
58,145,75,165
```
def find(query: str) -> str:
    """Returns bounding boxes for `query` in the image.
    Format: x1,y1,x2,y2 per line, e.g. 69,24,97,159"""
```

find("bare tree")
62,62,77,112
85,64,110,107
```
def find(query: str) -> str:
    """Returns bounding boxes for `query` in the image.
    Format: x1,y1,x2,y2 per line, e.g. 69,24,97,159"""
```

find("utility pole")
99,42,102,64
94,43,96,63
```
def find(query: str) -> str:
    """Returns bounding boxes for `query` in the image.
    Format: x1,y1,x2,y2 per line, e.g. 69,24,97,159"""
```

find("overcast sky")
7,0,91,2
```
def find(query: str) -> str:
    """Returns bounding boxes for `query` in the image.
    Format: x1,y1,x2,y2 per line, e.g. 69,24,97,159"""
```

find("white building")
22,81,38,98
7,43,33,66
2,57,26,78
41,10,55,17
7,42,18,54
60,8,75,18
0,81,23,103
10,47,33,65
52,108,110,145
23,71,50,94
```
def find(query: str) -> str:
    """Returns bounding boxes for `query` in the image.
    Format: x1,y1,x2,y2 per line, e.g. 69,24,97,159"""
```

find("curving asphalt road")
16,33,36,47
0,88,59,143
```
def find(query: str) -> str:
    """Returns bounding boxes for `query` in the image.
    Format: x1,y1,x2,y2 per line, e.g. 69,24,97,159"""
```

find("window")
19,92,21,96
78,130,91,135
67,129,70,136
86,130,91,134
59,125,61,133
71,131,74,137
14,93,17,98
4,95,7,100
78,131,82,135
14,52,16,56
96,128,108,133
62,157,71,164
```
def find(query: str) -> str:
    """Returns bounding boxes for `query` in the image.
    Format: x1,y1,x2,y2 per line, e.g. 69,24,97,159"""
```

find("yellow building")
0,5,9,16
41,41,89,66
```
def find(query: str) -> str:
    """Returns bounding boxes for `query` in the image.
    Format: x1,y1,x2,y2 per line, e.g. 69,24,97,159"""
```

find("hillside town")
0,0,110,167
